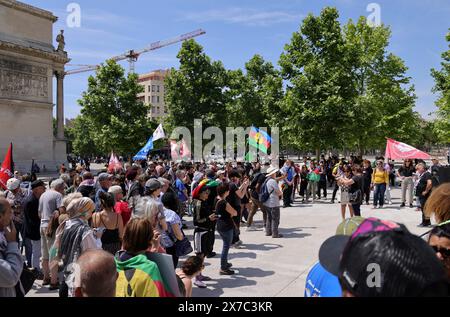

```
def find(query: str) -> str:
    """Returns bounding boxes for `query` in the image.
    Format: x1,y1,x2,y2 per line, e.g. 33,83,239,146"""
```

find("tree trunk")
316,148,320,161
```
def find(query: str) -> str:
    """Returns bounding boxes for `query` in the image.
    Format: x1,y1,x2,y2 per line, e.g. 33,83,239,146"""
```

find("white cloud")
182,8,303,27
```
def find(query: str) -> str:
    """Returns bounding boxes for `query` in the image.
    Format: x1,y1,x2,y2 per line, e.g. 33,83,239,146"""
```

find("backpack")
249,172,262,191
259,178,274,203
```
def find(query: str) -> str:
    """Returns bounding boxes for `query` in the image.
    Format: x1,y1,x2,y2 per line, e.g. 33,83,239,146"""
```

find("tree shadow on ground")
241,243,282,251
228,251,257,260
192,267,274,297
279,227,312,239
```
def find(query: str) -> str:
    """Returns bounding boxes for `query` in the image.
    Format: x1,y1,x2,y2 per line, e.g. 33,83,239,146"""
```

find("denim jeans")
266,207,281,237
218,229,234,270
373,183,386,207
31,239,42,270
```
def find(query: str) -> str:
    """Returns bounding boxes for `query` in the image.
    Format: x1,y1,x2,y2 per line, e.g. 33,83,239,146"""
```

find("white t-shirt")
263,178,280,208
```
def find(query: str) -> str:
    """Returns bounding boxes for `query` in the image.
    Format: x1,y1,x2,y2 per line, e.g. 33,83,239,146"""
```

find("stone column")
55,70,65,139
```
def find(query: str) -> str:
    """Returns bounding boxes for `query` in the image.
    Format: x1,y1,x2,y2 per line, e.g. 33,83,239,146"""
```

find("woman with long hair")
91,191,124,255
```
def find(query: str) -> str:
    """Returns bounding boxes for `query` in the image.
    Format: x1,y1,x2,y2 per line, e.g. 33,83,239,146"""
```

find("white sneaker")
246,226,257,232
388,201,393,205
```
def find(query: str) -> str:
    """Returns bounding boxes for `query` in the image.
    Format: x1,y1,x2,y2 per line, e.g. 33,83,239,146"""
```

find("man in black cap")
319,217,448,297
23,180,46,276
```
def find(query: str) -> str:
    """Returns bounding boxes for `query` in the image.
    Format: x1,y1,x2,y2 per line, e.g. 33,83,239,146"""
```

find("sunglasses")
431,246,450,258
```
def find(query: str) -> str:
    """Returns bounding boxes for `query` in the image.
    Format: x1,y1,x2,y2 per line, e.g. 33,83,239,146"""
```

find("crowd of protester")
0,154,449,297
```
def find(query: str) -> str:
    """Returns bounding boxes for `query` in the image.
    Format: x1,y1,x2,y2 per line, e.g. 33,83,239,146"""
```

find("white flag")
152,124,165,141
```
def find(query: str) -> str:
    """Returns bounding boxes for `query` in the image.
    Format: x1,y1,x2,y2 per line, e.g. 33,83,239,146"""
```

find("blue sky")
25,0,450,120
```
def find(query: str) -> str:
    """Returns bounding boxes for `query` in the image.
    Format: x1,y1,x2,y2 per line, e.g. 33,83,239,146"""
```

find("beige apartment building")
137,69,169,121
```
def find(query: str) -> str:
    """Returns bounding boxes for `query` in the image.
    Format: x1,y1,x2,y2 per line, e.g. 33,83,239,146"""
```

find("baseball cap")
145,178,161,191
339,225,448,297
31,180,45,190
97,173,112,182
319,217,365,276
6,178,21,191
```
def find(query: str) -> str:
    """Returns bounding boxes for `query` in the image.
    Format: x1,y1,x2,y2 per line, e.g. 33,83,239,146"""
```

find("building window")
148,85,151,92
157,96,160,103
151,95,156,103
152,85,156,92
157,85,160,92
157,107,160,114
151,106,155,114
164,108,168,114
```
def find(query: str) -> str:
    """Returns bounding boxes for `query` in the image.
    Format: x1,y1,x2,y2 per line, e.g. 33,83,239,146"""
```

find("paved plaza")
27,187,431,297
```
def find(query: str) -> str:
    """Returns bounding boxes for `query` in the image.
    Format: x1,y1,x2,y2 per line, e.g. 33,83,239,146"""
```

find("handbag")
174,236,193,257
15,264,36,297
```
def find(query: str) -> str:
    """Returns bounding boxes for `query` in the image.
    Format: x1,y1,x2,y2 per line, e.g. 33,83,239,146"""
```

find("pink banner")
385,138,432,160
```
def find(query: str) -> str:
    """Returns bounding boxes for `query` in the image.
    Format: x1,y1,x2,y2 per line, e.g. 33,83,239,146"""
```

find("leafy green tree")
164,39,228,134
77,60,154,156
431,30,450,143
343,17,417,153
65,115,98,156
279,7,356,156
226,55,283,129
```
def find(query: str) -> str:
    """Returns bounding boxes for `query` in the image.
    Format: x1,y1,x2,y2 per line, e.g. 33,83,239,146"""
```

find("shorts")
40,227,54,261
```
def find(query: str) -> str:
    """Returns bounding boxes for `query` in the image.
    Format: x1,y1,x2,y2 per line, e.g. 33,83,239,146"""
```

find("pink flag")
108,151,122,173
180,139,191,159
385,138,432,160
170,139,191,161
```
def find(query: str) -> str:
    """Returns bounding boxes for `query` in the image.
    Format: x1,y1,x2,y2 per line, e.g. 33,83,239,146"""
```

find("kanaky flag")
107,151,122,173
385,138,432,160
0,143,14,190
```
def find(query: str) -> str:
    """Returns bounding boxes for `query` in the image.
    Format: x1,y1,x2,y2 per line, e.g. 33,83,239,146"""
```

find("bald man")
74,249,118,297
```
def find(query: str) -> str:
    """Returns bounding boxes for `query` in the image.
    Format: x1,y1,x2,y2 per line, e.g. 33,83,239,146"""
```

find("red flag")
107,151,122,173
385,138,432,160
0,143,14,190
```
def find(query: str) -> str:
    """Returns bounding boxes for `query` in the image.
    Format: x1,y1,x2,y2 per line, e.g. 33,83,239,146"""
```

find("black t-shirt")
349,175,363,193
398,166,415,177
226,183,241,212
23,193,40,241
215,199,234,232
416,172,432,197
250,173,266,199
362,166,373,182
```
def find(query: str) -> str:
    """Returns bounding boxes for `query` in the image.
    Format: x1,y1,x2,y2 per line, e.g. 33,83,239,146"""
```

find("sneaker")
272,234,284,238
206,252,217,258
388,201,393,205
418,222,432,228
197,274,212,281
379,205,384,209
235,240,243,246
409,204,414,208
400,203,405,208
219,269,235,275
225,263,233,269
193,279,207,288
331,200,335,204
246,226,257,232
373,205,378,209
